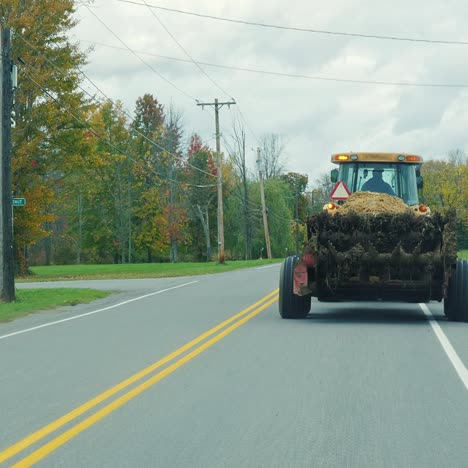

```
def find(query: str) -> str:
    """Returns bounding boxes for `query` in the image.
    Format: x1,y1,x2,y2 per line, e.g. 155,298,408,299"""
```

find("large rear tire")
279,255,311,319
445,259,468,322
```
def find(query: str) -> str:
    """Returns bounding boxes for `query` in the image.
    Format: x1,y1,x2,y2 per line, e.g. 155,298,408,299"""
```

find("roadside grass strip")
20,259,282,282
0,289,279,467
0,282,198,340
0,289,110,322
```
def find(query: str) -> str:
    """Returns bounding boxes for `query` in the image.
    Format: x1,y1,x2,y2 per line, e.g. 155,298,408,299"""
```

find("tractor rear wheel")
279,255,311,319
445,259,468,322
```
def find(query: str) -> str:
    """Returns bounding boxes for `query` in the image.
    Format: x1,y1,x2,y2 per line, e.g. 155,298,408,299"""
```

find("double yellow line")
1,289,279,467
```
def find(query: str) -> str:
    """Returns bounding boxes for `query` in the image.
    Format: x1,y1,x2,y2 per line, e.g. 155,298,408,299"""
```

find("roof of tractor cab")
331,152,423,164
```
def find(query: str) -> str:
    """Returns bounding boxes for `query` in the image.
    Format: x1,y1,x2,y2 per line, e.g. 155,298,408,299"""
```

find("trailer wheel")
279,255,311,319
445,259,468,322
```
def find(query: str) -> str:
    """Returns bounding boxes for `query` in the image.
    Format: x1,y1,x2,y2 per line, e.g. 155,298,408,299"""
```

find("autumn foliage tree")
421,151,468,248
2,0,91,272
184,135,217,261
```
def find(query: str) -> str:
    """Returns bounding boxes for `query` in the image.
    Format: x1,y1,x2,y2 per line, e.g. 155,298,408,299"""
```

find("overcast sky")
72,0,468,184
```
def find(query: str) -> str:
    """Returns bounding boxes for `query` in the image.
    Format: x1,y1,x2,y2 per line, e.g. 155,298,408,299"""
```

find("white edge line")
255,264,281,270
0,281,198,341
419,303,468,391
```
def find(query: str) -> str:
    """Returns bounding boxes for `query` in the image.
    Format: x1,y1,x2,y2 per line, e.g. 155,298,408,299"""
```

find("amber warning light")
406,155,421,162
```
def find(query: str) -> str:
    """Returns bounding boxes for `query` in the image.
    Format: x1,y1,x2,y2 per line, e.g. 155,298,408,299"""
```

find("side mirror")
330,169,338,183
417,176,424,189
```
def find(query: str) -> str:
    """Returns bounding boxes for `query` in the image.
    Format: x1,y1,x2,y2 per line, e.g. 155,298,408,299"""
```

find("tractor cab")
330,153,423,206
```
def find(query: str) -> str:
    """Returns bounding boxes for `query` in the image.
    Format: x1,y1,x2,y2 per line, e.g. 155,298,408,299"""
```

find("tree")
163,104,186,263
259,133,286,180
184,135,217,261
227,121,254,259
2,0,92,272
421,152,468,248
130,94,169,262
74,101,133,263
309,171,336,210
250,178,295,257
281,172,309,253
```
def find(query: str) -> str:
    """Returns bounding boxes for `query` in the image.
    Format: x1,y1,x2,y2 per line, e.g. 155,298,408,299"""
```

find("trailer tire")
445,259,468,322
279,255,311,319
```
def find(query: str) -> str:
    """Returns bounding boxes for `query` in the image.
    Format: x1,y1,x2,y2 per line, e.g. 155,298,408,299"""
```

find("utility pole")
256,148,272,259
295,181,300,255
197,98,235,263
0,24,15,302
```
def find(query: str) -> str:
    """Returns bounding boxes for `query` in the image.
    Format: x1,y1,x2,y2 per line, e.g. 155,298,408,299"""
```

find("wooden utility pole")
197,98,235,263
256,148,272,259
0,24,15,302
295,181,300,255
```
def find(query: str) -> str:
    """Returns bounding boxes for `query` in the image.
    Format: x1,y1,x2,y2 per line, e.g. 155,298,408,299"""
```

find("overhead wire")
140,0,233,101
76,5,228,177
116,0,468,46
75,39,468,89
136,1,260,155
235,107,261,146
19,66,216,189
15,31,217,180
80,2,197,101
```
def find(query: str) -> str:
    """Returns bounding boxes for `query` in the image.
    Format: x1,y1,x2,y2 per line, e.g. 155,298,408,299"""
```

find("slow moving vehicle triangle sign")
330,181,351,200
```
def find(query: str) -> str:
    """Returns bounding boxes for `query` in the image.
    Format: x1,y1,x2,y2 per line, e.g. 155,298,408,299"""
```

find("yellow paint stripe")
13,294,278,467
0,289,278,464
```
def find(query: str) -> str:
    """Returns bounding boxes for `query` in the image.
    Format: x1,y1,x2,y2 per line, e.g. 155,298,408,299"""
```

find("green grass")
459,250,468,259
19,259,282,282
0,289,110,322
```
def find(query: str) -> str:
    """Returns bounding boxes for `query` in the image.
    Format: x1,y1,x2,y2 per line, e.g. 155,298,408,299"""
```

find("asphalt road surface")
1,264,467,467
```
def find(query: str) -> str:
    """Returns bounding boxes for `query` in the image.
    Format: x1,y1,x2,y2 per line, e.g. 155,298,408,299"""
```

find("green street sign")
12,198,26,206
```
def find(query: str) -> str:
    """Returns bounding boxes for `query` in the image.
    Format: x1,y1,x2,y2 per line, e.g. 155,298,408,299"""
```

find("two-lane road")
1,265,467,467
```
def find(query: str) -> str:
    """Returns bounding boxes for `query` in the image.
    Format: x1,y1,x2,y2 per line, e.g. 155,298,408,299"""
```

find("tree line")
2,1,466,273
420,150,468,249
0,0,312,272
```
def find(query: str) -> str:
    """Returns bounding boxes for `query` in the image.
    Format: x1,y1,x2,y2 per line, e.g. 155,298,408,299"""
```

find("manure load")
306,201,456,301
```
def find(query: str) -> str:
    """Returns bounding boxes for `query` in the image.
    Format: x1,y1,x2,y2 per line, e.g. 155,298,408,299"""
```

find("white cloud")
72,0,468,183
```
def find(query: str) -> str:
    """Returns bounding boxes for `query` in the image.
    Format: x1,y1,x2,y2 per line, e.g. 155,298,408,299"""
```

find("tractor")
279,152,468,322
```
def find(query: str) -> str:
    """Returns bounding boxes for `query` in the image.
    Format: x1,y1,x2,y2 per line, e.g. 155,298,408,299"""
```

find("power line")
72,8,223,178
15,32,217,180
234,107,260,146
137,1,261,155
80,3,197,101
116,0,468,46
140,0,233,101
21,68,216,189
78,6,249,187
77,39,468,89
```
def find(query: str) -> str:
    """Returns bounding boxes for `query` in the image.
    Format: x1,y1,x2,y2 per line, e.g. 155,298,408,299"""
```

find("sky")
72,0,468,185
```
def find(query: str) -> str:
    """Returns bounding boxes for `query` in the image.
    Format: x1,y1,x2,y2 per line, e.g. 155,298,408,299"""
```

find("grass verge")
459,250,468,260
18,259,282,282
0,289,110,323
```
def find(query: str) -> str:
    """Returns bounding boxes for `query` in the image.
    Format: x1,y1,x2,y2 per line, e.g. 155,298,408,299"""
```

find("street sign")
330,181,351,201
12,198,26,206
